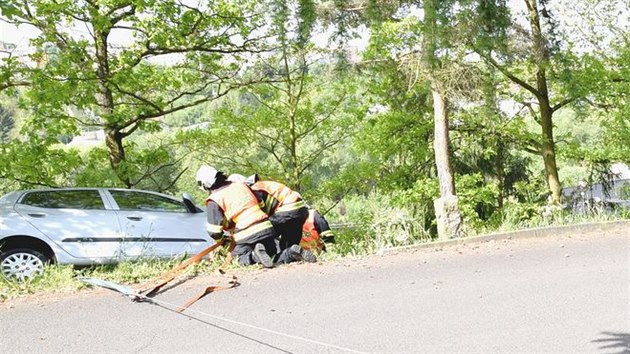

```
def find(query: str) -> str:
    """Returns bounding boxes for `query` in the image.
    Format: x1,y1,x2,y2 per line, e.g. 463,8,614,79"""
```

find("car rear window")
110,190,187,212
20,190,105,210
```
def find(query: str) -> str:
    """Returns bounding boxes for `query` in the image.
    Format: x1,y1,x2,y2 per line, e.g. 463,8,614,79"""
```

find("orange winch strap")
175,276,239,313
137,239,225,296
217,238,236,274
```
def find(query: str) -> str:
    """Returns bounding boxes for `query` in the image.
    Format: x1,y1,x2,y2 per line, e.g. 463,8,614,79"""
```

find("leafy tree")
182,58,365,193
339,0,496,238
559,0,630,186
179,0,366,195
472,0,582,205
0,0,269,187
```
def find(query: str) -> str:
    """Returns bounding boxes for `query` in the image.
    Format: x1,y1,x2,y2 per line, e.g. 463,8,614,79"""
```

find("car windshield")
0,191,20,205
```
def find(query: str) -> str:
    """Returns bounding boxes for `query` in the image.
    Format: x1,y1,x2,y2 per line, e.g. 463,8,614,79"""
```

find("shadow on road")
592,332,630,353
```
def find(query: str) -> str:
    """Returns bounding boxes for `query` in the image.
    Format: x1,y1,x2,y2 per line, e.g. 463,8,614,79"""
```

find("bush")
322,190,433,258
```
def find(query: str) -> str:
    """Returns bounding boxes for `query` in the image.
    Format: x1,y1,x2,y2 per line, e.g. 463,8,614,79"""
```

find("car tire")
0,248,49,281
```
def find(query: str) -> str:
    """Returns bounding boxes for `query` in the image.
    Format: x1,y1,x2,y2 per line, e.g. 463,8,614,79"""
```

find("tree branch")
477,50,541,99
551,97,574,112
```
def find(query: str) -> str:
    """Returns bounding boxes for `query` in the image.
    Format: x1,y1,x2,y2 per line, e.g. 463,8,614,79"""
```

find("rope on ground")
139,293,367,354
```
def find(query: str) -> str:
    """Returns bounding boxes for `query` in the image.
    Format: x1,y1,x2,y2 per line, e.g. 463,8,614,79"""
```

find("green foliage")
0,0,269,187
323,190,434,257
0,138,83,193
178,61,367,193
69,147,124,188
455,173,500,231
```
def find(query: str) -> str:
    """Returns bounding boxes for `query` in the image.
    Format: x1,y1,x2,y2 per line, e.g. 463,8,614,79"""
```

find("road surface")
1,228,629,353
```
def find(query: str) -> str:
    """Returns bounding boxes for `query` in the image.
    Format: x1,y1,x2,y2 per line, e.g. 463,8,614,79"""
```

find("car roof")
2,188,181,200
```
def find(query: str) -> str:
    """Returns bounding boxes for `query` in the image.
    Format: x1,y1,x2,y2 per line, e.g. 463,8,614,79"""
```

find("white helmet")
245,174,260,185
227,173,246,183
196,165,219,190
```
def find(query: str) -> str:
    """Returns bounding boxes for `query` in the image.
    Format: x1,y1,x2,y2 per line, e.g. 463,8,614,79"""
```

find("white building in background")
610,163,630,180
67,130,105,147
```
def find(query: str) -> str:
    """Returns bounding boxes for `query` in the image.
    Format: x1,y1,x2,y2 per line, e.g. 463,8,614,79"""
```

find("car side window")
110,190,187,213
20,190,105,209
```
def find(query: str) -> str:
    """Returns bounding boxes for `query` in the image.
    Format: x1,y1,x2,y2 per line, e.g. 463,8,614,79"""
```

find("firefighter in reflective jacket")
228,173,275,212
196,165,279,268
300,208,335,252
250,178,317,263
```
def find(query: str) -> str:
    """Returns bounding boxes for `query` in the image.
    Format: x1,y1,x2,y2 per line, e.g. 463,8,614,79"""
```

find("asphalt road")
1,228,629,353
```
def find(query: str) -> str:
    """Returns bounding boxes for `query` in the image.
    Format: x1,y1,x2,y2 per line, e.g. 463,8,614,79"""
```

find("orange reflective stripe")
277,200,305,213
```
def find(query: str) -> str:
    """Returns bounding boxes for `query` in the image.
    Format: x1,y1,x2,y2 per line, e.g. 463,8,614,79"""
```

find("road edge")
380,219,630,254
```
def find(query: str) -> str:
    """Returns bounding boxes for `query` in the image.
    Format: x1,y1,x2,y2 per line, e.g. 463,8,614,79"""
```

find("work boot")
252,243,273,268
288,244,317,263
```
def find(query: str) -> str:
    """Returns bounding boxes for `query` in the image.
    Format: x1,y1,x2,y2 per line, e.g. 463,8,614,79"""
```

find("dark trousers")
269,206,309,251
232,235,278,266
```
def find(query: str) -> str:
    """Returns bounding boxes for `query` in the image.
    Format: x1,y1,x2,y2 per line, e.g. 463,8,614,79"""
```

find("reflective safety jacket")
300,209,333,251
251,180,305,213
205,182,273,242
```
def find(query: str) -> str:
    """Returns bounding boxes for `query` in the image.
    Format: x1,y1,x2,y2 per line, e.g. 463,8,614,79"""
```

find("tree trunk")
105,127,131,187
94,26,131,187
526,0,562,204
495,140,505,209
433,89,455,197
540,101,561,204
422,0,462,239
432,88,462,239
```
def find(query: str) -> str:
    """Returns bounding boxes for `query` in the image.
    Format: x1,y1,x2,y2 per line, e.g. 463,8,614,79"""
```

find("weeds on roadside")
319,191,433,259
0,250,234,303
486,202,630,234
0,264,77,302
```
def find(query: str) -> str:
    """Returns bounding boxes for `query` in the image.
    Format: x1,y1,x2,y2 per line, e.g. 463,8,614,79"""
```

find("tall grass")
319,191,433,259
491,203,630,233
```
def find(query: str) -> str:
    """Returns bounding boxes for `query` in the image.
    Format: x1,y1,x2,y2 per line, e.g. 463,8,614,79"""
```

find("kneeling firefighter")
227,174,334,253
250,177,316,263
301,208,335,252
195,165,279,268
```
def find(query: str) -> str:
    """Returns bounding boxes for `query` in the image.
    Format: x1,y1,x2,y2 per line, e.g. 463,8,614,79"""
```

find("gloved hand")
222,232,233,245
211,233,226,245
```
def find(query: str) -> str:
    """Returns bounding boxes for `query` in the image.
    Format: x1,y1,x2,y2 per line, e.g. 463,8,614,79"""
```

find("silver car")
0,188,213,280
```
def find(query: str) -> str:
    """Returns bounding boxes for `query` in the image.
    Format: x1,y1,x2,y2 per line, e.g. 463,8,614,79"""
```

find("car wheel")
0,248,48,281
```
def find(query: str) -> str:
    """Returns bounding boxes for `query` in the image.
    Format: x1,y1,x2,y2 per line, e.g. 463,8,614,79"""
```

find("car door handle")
27,213,46,218
127,216,143,221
